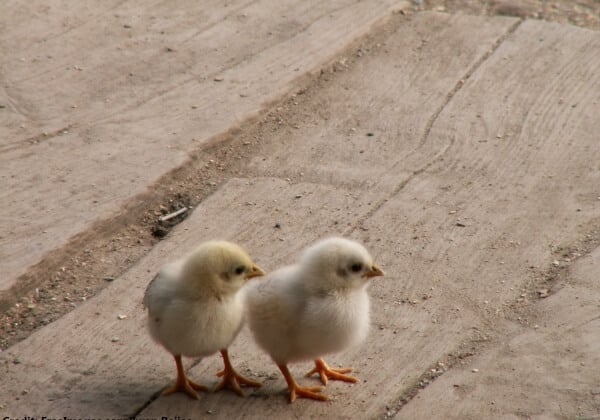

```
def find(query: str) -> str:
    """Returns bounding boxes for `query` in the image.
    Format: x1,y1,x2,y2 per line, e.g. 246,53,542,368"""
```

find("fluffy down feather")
144,240,264,399
245,237,384,402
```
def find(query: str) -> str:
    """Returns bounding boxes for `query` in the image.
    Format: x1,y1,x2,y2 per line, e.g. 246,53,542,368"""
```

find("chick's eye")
350,263,362,273
234,266,245,275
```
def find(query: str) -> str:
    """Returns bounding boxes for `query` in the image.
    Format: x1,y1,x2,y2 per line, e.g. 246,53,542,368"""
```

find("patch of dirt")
2,0,600,354
0,123,252,349
506,217,600,326
415,0,600,30
381,339,482,419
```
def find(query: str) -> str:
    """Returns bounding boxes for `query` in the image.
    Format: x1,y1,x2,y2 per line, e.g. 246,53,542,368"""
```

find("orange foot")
163,354,209,399
306,358,358,385
278,364,328,403
214,349,262,396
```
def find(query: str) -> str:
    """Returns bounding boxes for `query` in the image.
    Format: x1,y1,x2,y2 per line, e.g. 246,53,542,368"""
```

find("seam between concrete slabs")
375,17,524,419
345,18,523,239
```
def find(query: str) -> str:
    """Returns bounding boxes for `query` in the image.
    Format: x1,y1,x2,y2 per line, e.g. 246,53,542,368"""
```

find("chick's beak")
365,264,385,278
246,264,266,279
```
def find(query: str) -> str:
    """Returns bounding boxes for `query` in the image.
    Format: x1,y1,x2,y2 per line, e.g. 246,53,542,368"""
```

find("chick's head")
182,241,265,297
300,237,384,291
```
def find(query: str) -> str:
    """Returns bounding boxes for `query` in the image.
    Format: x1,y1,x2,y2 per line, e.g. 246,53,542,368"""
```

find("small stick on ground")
158,207,188,223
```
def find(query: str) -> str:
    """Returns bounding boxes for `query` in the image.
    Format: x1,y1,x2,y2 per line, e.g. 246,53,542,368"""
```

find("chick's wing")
143,260,184,316
246,266,305,333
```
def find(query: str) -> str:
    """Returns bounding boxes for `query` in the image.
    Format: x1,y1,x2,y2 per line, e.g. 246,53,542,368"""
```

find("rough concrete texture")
0,0,406,294
1,3,600,420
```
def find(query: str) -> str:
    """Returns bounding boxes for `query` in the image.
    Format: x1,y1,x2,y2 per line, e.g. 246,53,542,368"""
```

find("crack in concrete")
380,343,481,419
379,216,600,419
509,216,600,321
0,125,74,153
127,357,205,418
373,18,524,419
127,388,164,419
346,18,523,238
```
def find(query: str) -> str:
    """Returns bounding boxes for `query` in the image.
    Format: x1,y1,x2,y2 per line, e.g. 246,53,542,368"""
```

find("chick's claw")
214,368,262,396
278,363,328,403
162,376,209,400
214,349,261,396
162,354,209,399
306,358,358,385
290,385,328,403
188,378,210,391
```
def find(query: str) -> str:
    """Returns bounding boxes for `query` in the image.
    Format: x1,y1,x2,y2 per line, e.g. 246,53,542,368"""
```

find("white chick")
245,237,384,402
144,240,265,399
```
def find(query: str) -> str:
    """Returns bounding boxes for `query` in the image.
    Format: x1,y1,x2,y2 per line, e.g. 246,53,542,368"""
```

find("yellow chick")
245,237,384,402
144,240,265,399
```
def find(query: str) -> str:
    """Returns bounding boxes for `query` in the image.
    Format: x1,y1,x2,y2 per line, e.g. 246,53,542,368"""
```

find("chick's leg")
278,364,327,403
306,358,358,385
214,349,261,396
163,354,209,399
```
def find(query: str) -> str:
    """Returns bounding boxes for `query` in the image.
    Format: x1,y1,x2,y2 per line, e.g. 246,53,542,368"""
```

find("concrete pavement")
1,4,600,419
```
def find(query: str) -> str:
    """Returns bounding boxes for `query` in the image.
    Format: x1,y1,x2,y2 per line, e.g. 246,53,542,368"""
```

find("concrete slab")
0,179,481,418
0,11,519,417
396,249,600,419
0,0,408,293
245,12,519,191
0,177,381,416
1,9,599,420
387,18,600,419
356,16,600,320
